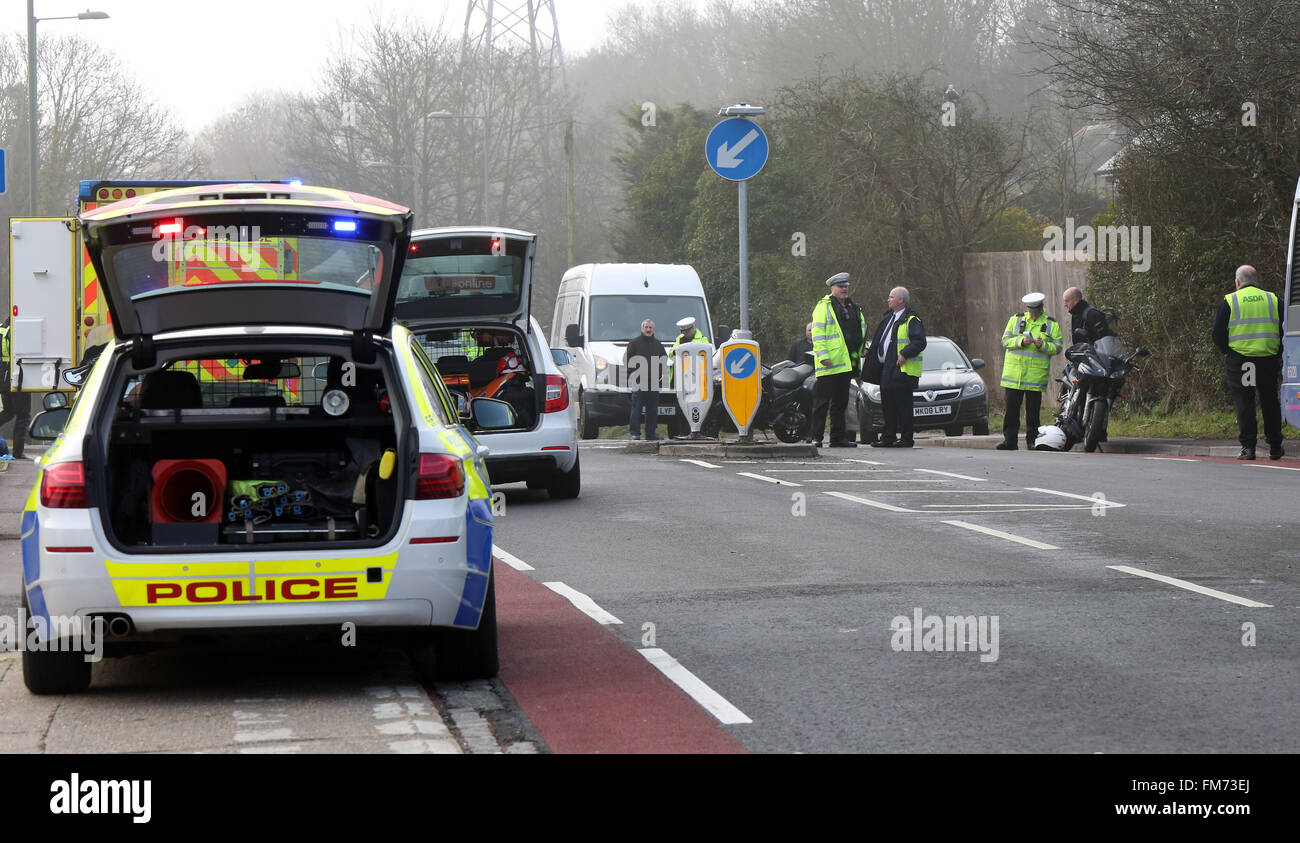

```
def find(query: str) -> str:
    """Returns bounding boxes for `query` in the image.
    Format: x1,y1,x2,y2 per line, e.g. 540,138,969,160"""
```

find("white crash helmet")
1033,425,1067,451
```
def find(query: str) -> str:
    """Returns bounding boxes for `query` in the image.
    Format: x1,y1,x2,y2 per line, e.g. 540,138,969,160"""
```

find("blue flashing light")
288,179,303,187
332,219,358,233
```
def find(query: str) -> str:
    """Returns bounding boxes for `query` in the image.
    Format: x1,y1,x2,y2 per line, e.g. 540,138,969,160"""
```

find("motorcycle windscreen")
83,210,408,339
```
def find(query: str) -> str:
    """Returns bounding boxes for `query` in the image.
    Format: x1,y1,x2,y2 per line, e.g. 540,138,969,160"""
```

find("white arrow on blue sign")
725,347,757,378
706,118,769,181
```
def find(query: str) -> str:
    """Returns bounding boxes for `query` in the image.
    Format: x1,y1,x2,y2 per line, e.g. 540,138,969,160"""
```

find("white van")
551,263,713,439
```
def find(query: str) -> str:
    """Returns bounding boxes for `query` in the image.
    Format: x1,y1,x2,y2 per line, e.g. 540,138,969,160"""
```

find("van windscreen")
589,295,709,343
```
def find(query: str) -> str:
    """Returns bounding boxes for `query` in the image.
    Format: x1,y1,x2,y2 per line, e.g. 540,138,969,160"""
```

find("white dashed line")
940,520,1060,550
1107,565,1273,608
766,468,900,473
823,491,915,512
1142,457,1200,462
543,582,623,625
493,545,534,571
913,468,986,482
843,458,888,465
638,648,752,725
737,472,802,486
1244,463,1300,472
1024,487,1126,508
680,459,721,468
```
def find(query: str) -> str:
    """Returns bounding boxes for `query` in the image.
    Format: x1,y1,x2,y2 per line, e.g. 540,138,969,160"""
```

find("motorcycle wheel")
1084,401,1108,453
772,409,807,443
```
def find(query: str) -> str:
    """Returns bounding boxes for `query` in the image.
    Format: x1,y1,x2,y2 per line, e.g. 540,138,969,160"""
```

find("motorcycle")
699,352,816,442
1054,332,1148,452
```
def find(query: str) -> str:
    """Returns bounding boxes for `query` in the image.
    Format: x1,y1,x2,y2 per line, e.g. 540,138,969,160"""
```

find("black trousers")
880,386,915,443
629,390,660,437
0,385,31,458
811,372,852,443
1228,355,1283,447
1003,388,1043,445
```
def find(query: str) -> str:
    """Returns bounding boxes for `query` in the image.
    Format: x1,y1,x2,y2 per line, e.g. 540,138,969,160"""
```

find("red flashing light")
111,188,123,199
125,189,136,198
97,188,109,199
157,221,183,235
11,305,16,317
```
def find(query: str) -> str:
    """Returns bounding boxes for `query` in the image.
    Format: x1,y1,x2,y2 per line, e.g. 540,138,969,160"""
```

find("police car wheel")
433,567,499,680
20,590,92,695
547,452,581,499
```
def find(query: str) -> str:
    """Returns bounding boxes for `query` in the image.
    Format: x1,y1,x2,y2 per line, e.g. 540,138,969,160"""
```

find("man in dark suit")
868,287,926,448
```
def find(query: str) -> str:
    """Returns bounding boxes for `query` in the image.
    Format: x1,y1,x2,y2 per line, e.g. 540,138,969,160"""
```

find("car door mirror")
29,408,71,441
471,397,517,430
551,348,572,366
564,323,583,347
969,358,985,370
42,391,70,410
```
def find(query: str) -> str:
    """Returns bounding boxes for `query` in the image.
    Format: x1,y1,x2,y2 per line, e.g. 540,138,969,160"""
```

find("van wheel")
944,424,964,437
20,591,92,695
579,393,599,440
548,452,581,499
433,567,499,680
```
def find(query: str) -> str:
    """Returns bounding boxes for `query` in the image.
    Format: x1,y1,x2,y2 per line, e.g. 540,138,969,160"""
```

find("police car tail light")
41,462,88,509
544,375,569,413
415,454,466,500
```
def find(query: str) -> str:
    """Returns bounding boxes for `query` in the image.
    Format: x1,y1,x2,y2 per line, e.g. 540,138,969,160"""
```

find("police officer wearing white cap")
809,272,867,447
997,291,1063,450
667,315,709,390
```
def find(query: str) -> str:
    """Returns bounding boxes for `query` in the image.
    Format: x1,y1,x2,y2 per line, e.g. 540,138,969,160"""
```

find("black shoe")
829,441,857,448
995,441,1017,451
1269,443,1284,460
1026,440,1036,451
896,440,914,448
1238,447,1256,460
871,440,896,448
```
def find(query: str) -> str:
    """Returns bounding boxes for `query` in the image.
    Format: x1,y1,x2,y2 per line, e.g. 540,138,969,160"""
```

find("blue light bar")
333,219,358,233
288,179,303,187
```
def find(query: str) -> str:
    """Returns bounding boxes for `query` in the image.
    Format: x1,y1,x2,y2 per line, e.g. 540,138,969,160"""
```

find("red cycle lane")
494,561,748,754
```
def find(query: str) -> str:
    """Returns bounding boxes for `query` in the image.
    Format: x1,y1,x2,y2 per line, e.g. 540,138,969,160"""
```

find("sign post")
720,338,762,441
673,341,715,438
706,107,768,338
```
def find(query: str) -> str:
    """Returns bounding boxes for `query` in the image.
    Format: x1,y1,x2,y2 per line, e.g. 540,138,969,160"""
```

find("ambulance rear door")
8,218,78,392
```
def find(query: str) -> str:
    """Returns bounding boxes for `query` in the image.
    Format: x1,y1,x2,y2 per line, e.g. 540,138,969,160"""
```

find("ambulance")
8,179,300,394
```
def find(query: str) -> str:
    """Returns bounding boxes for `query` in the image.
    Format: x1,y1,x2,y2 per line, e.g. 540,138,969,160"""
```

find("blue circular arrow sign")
724,346,758,379
706,118,769,181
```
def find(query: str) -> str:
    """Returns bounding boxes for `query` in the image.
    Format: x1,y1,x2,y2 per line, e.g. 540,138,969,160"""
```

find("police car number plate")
914,405,951,416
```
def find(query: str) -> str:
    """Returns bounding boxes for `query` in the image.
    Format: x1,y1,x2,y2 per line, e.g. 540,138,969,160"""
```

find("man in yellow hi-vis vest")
1212,265,1284,460
997,292,1063,450
809,273,867,447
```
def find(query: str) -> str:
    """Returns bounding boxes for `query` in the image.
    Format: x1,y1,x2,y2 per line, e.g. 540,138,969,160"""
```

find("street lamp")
427,109,489,223
27,4,110,214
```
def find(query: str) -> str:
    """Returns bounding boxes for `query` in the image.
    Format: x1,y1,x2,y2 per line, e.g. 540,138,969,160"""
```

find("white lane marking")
737,472,802,486
234,728,294,743
493,545,534,571
866,490,1020,494
913,468,987,482
801,478,948,483
1244,463,1300,472
638,648,752,725
922,503,1087,509
823,491,915,512
1143,457,1200,462
544,581,623,625
723,460,825,464
680,459,721,468
843,458,888,465
766,468,900,473
1024,487,1126,508
940,520,1060,550
1108,565,1273,608
239,744,303,754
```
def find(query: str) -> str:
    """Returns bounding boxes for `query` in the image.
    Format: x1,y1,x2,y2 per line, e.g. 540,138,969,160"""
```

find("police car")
20,184,501,694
